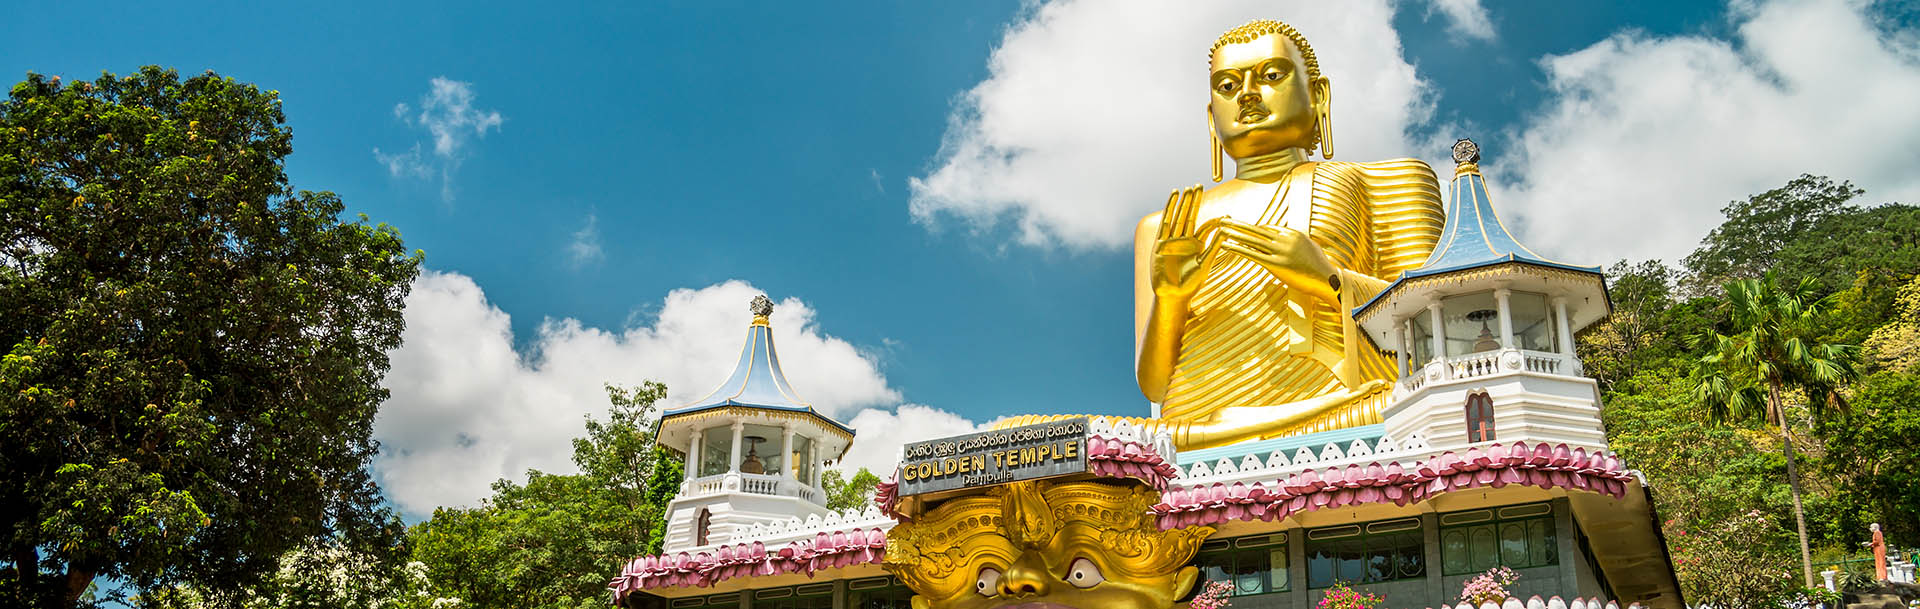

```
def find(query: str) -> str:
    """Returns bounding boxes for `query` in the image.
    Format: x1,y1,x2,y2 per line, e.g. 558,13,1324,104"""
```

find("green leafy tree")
408,383,680,609
1817,372,1920,546
1681,175,1863,292
1,68,420,606
819,468,883,514
138,541,461,609
1689,274,1861,587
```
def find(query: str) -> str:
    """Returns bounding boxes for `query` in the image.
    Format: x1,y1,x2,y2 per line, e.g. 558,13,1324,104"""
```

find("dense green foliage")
820,467,884,514
406,383,682,609
0,68,420,607
1582,175,1919,603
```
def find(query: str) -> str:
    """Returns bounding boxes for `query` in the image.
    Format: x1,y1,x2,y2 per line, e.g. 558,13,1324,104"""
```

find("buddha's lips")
996,603,1080,609
1237,105,1269,123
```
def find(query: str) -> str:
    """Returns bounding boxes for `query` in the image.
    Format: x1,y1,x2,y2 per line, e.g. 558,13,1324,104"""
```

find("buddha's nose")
1238,90,1261,106
997,552,1052,598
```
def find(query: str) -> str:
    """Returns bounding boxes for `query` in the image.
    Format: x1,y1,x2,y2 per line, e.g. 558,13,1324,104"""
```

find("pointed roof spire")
1412,139,1584,274
1351,139,1606,321
675,296,818,414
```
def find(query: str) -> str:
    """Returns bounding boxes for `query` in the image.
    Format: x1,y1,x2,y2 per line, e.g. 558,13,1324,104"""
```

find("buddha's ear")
1172,565,1201,601
1311,76,1334,159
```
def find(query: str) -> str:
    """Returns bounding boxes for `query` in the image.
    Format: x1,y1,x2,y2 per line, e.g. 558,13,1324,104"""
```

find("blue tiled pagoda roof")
1354,159,1602,317
660,317,853,435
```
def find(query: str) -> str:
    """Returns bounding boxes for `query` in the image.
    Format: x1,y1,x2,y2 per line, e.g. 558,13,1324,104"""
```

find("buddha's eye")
1217,80,1237,93
1066,558,1105,589
1265,71,1283,81
975,567,1002,597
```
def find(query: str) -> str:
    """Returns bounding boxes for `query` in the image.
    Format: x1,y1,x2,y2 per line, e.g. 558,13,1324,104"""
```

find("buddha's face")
1209,33,1325,159
887,481,1209,609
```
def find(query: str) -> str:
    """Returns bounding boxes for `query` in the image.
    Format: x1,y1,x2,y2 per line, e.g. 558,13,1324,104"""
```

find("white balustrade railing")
1398,350,1580,394
681,473,824,505
1523,351,1564,374
1449,351,1502,379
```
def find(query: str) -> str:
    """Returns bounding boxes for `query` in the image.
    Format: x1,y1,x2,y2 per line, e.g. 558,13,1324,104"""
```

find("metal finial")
749,295,774,319
1451,139,1481,165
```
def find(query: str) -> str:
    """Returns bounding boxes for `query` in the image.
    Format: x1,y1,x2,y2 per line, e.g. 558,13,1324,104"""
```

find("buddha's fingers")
1157,188,1183,241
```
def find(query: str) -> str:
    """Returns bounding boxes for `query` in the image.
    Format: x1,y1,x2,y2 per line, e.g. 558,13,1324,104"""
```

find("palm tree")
1690,273,1859,588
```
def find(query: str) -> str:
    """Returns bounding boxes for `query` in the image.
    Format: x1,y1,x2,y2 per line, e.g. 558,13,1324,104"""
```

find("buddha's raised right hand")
1151,185,1209,302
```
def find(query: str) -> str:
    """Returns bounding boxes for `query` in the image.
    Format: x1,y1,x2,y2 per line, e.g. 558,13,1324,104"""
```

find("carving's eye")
1264,70,1283,81
1217,80,1237,93
976,567,1002,596
1066,558,1105,589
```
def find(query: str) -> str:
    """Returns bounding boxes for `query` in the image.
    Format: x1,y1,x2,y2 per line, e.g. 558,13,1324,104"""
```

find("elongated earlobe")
1208,109,1223,182
1313,77,1334,159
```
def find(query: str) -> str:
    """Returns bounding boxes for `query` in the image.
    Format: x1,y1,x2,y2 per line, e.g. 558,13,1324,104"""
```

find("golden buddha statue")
883,479,1210,609
994,20,1444,449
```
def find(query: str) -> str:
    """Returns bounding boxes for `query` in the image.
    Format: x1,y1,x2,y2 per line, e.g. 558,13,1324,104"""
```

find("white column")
684,429,701,480
727,421,744,474
780,424,796,482
808,442,821,488
1553,297,1575,357
1494,288,1515,349
1427,302,1446,361
1393,319,1409,376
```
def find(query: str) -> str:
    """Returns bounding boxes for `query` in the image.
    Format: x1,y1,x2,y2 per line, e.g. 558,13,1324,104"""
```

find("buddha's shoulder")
1312,158,1440,181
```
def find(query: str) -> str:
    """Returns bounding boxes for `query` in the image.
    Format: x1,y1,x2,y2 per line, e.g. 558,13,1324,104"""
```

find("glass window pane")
1396,533,1425,579
1411,314,1434,365
1442,529,1469,574
700,427,731,477
1365,537,1394,583
1308,545,1335,589
1470,525,1498,571
1529,519,1557,567
1270,548,1290,591
1509,291,1555,352
1442,292,1501,357
1235,549,1267,595
1338,539,1367,583
1500,522,1529,567
1200,554,1229,591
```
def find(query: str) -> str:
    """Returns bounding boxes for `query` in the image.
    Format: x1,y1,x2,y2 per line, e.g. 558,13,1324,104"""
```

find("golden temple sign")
893,417,1088,495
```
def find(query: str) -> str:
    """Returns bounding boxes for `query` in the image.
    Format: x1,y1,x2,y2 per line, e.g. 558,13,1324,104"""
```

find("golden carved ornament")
883,480,1212,609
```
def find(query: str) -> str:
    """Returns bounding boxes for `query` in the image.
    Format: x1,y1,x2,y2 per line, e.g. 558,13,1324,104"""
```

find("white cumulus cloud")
374,272,900,514
1496,0,1920,264
373,77,504,202
1428,0,1495,41
908,0,1443,250
835,405,984,478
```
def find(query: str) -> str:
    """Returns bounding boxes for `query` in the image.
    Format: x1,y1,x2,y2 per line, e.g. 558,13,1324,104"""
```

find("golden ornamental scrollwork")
883,480,1212,609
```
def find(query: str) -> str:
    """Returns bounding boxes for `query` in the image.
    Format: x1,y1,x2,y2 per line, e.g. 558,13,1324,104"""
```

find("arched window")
695,508,712,546
1466,393,1495,443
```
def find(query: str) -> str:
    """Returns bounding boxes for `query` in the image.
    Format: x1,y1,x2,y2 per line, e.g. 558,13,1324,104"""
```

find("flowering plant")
1190,581,1234,609
1317,581,1385,609
1460,566,1519,605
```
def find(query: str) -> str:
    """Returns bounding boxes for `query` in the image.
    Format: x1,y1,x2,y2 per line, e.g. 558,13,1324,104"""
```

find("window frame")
1304,517,1426,589
1194,533,1290,597
1438,503,1558,575
1466,392,1496,443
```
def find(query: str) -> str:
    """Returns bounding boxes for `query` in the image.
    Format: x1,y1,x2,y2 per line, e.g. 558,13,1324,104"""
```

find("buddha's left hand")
1200,218,1342,301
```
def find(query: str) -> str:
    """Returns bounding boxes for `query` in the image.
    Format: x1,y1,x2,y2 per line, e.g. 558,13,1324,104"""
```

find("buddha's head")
883,480,1212,609
1208,19,1332,162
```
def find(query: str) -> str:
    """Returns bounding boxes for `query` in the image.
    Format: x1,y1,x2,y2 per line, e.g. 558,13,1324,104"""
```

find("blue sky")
8,0,1919,517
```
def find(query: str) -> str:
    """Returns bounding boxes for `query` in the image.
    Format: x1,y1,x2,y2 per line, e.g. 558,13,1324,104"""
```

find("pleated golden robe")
1159,159,1444,436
